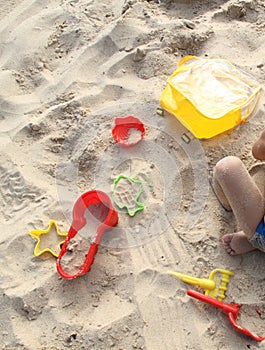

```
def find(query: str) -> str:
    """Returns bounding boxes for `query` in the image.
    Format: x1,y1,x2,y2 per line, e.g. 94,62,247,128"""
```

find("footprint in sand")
0,161,47,222
134,268,178,301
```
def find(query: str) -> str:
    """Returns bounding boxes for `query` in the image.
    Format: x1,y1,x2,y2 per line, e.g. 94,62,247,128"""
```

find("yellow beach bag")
160,56,262,139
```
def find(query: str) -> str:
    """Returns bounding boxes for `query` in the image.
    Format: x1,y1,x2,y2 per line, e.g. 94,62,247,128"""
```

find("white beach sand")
1,0,265,349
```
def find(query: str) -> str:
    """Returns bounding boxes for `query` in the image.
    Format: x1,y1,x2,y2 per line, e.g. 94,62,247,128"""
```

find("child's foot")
222,232,256,255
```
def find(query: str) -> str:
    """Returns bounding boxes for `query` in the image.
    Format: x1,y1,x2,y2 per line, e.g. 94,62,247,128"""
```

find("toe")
221,234,235,255
222,233,233,243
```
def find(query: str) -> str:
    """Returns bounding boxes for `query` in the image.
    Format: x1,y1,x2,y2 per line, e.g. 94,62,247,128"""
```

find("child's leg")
211,174,232,212
212,156,265,254
252,129,265,160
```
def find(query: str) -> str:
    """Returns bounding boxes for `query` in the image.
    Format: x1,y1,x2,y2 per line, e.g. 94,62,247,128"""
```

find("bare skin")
212,130,265,255
252,129,265,161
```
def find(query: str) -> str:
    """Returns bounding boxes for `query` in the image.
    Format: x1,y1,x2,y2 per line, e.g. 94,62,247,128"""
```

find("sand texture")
1,0,265,349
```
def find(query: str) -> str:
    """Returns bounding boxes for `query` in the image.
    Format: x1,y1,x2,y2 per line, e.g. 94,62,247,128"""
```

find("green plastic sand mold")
112,174,144,216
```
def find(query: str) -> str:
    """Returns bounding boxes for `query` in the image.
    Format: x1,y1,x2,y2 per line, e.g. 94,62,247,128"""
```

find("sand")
1,0,265,349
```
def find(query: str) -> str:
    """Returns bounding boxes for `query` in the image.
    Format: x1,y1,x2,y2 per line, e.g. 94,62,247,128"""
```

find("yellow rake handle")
167,271,215,290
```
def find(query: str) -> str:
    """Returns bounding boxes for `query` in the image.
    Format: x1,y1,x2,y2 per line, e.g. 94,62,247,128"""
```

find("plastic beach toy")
168,268,234,301
57,190,118,279
112,116,145,146
187,289,264,342
29,220,67,258
160,56,262,139
112,174,144,216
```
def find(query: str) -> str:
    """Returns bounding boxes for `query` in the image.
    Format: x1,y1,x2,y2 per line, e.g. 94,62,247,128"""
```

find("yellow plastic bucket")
160,56,262,139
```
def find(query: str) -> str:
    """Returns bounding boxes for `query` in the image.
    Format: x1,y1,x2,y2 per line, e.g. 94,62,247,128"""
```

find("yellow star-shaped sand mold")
29,220,67,258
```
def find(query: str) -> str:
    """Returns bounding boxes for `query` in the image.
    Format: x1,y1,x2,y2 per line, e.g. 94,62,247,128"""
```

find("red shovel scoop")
187,289,264,342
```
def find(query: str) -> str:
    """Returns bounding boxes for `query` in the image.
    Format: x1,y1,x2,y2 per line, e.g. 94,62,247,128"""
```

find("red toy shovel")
187,289,264,342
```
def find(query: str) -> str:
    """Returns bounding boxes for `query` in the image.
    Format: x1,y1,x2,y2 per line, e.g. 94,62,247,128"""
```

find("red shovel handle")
187,289,239,317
